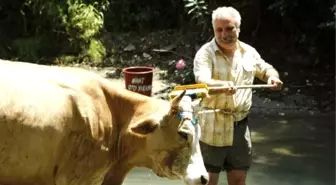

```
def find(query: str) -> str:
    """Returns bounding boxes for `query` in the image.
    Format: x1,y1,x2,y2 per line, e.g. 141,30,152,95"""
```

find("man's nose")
221,31,226,37
200,175,209,185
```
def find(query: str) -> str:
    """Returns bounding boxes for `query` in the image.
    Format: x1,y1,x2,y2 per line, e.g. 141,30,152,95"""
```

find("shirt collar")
210,38,246,54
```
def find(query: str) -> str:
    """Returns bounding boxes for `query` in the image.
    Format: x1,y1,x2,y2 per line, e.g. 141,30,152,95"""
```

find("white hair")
212,6,241,29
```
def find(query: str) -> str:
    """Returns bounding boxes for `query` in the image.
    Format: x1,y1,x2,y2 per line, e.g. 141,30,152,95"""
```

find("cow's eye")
178,131,188,140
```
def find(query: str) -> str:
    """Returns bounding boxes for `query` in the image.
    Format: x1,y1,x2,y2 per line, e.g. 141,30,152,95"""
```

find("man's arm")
253,50,283,90
258,67,280,83
193,47,234,95
255,64,283,91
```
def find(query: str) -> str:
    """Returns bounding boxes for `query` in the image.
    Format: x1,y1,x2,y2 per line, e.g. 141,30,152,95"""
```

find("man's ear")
130,118,158,136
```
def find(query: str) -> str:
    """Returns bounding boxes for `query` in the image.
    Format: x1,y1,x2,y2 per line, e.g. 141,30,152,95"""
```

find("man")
193,6,283,185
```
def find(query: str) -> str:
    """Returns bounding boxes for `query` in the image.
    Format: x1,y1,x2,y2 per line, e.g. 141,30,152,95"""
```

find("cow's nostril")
200,175,209,185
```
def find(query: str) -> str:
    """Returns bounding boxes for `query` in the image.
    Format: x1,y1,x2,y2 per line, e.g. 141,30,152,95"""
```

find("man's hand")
267,76,283,90
209,81,236,95
196,78,236,95
223,81,236,95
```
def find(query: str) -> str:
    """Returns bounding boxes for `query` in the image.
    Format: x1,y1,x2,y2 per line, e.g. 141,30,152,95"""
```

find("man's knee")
208,172,220,185
227,170,247,185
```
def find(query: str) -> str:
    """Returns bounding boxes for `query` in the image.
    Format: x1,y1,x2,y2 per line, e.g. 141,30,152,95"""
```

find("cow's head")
130,90,209,185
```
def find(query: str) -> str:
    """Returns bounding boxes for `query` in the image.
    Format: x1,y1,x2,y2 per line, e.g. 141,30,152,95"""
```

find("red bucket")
122,66,154,96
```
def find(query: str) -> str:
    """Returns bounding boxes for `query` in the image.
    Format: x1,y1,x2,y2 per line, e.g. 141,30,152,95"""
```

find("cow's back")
0,60,112,185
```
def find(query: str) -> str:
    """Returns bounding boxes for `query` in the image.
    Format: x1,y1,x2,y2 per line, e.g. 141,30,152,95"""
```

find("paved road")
122,114,335,185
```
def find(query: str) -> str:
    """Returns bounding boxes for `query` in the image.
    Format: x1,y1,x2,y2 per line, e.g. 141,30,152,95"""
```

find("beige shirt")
193,38,273,147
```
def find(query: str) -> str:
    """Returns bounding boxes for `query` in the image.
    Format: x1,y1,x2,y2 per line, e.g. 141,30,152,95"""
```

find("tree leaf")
185,2,195,8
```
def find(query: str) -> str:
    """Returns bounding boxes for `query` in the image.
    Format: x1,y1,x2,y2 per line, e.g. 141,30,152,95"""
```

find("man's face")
213,18,239,50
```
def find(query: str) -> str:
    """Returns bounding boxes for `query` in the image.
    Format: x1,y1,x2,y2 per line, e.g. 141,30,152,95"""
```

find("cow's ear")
171,90,186,107
130,119,158,136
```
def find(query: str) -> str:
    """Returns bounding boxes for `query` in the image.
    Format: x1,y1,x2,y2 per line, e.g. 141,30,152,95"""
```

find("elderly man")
193,6,283,185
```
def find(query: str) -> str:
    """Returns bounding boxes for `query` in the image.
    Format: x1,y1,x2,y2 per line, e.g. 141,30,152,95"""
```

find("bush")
0,0,334,66
0,0,109,64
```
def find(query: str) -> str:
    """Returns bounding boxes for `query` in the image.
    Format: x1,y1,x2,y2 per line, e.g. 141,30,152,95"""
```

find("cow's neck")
101,86,154,184
102,162,132,185
102,81,159,181
103,154,153,185
102,84,151,163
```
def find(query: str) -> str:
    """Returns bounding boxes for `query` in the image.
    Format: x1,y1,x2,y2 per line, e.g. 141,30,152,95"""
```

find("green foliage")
0,0,109,63
62,0,108,63
55,55,78,65
183,0,210,32
104,0,183,32
11,36,44,62
184,0,209,21
0,0,334,66
318,5,336,29
86,39,106,64
266,0,335,57
65,1,105,42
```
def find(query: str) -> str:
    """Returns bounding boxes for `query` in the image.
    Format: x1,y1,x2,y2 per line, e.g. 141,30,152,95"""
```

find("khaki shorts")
200,117,252,173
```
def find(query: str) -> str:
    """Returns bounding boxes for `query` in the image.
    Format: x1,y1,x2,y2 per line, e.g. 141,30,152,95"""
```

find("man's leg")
224,118,252,185
199,141,227,185
227,170,247,185
204,165,221,185
208,172,220,185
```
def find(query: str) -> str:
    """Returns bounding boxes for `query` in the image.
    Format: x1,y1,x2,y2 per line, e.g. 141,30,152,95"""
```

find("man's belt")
197,107,248,115
197,107,235,114
196,107,248,123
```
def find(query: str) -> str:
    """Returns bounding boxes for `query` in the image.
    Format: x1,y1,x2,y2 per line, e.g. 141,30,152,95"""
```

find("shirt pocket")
242,62,256,84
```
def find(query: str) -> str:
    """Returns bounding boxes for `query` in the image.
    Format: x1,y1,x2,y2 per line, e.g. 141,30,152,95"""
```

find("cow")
0,60,209,185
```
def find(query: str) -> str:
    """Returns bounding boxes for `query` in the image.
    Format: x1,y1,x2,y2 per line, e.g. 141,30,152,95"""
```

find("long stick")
207,84,275,95
168,84,276,99
209,84,275,90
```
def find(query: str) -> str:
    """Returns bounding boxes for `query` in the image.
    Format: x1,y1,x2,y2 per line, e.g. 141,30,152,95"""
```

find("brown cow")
0,60,208,185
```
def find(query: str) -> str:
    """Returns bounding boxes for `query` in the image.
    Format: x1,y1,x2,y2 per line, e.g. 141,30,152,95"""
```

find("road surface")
122,114,335,185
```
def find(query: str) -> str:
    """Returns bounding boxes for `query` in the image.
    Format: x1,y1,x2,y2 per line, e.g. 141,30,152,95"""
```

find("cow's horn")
171,90,186,107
